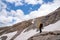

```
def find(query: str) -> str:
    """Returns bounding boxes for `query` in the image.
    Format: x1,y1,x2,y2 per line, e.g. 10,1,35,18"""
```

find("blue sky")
2,0,53,15
0,0,60,27
43,0,53,3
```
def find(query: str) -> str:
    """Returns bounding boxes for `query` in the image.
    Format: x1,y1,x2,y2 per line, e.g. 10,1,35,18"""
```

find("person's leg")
40,28,42,33
39,23,43,33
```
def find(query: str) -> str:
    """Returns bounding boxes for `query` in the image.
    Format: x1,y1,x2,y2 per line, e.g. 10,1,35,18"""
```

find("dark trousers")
40,28,42,33
39,24,43,33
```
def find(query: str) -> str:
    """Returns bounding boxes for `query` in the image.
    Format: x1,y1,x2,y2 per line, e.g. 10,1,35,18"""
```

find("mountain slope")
25,7,60,32
0,7,60,40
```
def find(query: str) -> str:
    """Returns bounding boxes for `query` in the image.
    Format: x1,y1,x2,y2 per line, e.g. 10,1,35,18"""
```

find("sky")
0,0,60,27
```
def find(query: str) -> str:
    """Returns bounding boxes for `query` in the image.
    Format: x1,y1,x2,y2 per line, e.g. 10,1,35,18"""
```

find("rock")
28,31,60,40
1,36,7,40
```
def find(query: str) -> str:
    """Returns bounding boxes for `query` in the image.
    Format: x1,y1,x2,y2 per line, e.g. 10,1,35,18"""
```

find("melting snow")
15,20,60,40
43,20,60,32
0,20,60,40
15,29,39,40
0,31,17,40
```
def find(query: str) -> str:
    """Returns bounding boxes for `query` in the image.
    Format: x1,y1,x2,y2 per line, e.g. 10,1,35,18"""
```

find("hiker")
35,19,43,33
39,23,43,33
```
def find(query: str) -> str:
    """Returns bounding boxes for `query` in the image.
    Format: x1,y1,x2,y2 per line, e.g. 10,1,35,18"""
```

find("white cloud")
13,17,23,23
16,10,24,17
25,0,43,5
0,0,7,11
0,16,12,23
10,10,25,21
6,0,23,6
10,10,24,17
0,9,8,16
6,0,18,3
5,0,43,6
6,0,43,6
0,16,13,24
0,0,60,27
23,15,31,20
0,0,24,27
28,0,60,18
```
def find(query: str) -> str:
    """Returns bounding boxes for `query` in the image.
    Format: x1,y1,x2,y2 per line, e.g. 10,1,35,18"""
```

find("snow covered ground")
0,29,39,40
42,20,60,32
0,31,17,40
0,20,60,40
15,29,39,40
15,20,60,40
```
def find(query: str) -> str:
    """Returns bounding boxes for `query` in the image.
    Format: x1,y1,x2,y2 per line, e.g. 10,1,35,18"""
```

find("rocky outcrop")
28,31,60,40
0,36,7,40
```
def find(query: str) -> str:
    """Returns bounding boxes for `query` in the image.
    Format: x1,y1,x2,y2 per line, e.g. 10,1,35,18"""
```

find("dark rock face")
28,31,60,40
1,36,7,40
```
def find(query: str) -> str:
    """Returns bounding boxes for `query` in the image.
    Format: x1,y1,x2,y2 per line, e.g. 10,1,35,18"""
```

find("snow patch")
14,29,39,40
14,20,60,40
0,31,17,40
0,20,60,40
43,20,60,32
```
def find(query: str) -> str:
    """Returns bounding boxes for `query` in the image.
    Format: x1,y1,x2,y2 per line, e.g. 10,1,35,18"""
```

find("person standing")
35,19,43,33
39,23,43,33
